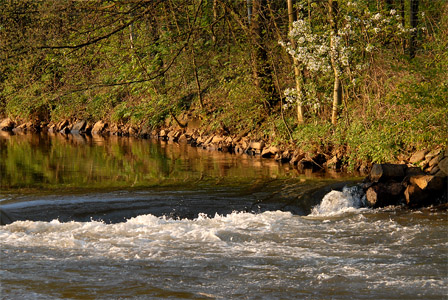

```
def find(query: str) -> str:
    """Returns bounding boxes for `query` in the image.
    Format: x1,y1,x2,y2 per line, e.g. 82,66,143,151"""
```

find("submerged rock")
364,160,447,208
365,182,403,207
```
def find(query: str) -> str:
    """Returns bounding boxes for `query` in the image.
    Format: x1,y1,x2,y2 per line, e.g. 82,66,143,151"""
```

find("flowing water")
0,132,447,299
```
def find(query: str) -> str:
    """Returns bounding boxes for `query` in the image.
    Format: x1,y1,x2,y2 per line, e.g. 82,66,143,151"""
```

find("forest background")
1,0,447,169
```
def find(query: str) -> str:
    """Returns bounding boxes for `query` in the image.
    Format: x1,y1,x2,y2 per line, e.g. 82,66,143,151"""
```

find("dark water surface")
0,132,447,299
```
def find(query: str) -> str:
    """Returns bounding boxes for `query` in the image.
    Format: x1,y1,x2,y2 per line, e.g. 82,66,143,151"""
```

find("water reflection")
1,132,333,192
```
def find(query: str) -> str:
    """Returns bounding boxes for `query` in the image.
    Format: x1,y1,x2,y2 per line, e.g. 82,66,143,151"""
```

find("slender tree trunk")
329,0,342,125
409,0,419,59
400,0,406,53
191,46,204,109
287,0,305,124
247,0,252,24
212,0,218,43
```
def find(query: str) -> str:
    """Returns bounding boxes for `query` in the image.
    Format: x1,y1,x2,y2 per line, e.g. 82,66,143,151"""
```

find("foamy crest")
0,211,296,260
309,186,366,216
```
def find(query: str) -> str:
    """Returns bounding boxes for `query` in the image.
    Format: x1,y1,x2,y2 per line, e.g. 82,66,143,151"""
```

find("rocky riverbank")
1,117,447,208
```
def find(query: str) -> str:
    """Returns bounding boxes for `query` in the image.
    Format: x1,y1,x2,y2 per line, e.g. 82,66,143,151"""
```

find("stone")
60,126,71,134
430,165,440,175
409,175,445,191
405,167,425,177
71,120,86,133
438,157,448,176
159,129,168,138
369,164,407,183
425,149,442,161
405,174,447,207
139,127,150,138
56,120,69,132
204,135,214,145
92,120,108,134
128,126,138,136
212,136,224,144
290,152,306,165
167,130,180,141
365,182,403,207
250,141,265,151
48,124,57,133
278,150,291,163
404,184,426,207
13,122,30,132
178,134,189,143
409,150,427,164
261,146,279,158
0,118,15,131
427,155,441,167
84,123,93,134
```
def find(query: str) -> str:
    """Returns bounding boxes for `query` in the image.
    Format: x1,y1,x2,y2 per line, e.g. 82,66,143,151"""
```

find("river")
0,132,447,299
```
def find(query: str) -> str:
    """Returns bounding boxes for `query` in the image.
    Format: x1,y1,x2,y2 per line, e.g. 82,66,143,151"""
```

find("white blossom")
372,13,382,21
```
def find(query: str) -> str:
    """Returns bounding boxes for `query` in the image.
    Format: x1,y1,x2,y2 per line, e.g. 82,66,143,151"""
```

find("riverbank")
2,117,446,209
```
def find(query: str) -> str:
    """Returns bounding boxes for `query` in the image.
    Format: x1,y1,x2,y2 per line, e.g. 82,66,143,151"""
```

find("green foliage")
0,0,446,168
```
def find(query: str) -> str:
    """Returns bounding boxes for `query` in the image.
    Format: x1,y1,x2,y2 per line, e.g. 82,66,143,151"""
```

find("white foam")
308,186,367,217
0,211,297,260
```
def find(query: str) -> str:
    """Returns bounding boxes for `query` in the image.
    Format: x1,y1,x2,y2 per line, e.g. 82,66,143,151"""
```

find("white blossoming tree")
281,0,407,125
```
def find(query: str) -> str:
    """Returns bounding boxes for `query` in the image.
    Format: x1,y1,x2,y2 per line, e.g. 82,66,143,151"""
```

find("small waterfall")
309,186,366,216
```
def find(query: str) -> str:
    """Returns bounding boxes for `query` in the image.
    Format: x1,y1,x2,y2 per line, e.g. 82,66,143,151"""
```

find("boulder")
438,157,448,176
250,141,265,151
430,166,440,175
159,129,168,139
289,152,306,165
405,174,447,207
84,122,93,134
409,175,445,191
369,164,407,183
409,150,427,164
261,146,279,158
178,134,190,143
0,118,15,131
276,150,291,163
425,149,441,162
139,126,150,138
366,182,403,207
71,120,86,133
211,136,224,144
428,155,441,168
13,122,30,132
204,135,214,145
168,130,180,141
128,126,138,136
56,120,69,132
92,120,108,134
404,184,427,207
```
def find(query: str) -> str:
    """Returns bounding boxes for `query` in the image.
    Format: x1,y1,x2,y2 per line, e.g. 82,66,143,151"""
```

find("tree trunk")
247,0,252,24
288,0,305,124
409,0,419,59
191,46,204,109
329,0,342,125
